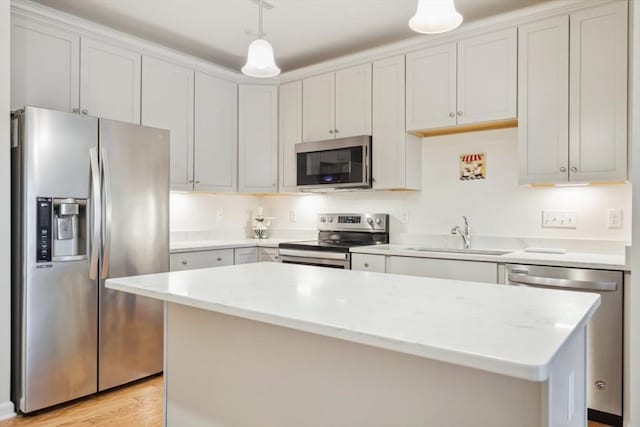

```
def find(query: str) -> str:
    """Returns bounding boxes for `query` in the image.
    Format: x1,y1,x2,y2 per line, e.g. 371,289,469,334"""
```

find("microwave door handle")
100,147,113,280
89,148,100,280
364,144,369,184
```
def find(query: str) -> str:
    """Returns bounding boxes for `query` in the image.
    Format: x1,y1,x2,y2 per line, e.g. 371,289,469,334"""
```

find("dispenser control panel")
36,197,52,262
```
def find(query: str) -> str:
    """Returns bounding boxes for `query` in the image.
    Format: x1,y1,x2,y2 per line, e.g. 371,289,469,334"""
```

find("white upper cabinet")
406,43,457,131
335,63,372,138
406,27,517,133
569,2,627,182
457,28,517,125
194,72,238,192
279,81,303,192
302,64,372,142
238,85,278,193
303,72,335,142
80,37,141,123
372,55,421,190
11,17,80,112
518,16,570,184
141,56,194,191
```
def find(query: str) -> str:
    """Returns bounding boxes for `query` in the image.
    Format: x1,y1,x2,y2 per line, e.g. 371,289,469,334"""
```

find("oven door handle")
278,249,349,260
279,255,350,269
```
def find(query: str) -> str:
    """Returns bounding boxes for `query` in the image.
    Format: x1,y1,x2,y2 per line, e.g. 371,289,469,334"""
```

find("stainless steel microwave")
295,135,371,190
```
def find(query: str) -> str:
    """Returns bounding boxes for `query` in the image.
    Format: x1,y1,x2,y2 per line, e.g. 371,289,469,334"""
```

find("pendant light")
242,0,280,78
409,0,463,34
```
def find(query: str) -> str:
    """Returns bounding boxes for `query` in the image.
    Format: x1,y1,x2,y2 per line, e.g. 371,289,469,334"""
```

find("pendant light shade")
409,0,463,34
242,0,280,78
242,38,280,78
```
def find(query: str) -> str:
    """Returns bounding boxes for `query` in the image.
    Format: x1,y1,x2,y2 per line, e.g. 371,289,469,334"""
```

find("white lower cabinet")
351,254,386,273
170,249,234,272
234,247,258,265
258,248,280,263
387,256,498,284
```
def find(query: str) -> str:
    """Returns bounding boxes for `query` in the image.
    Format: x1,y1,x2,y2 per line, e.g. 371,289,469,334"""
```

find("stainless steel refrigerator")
11,106,169,413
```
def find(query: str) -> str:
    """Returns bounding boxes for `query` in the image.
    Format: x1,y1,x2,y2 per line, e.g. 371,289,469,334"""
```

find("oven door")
295,136,371,190
278,249,351,269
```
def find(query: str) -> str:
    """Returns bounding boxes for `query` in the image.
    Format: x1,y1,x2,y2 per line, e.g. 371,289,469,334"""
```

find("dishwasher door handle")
508,272,617,292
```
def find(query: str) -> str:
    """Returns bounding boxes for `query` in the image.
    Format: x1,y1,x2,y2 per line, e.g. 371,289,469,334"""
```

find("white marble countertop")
170,238,297,253
350,244,629,271
107,263,599,382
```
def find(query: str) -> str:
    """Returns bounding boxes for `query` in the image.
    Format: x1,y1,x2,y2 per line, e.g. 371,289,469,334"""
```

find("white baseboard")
0,400,16,421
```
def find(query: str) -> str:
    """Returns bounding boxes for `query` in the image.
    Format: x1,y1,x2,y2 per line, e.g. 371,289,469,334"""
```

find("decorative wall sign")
460,153,486,181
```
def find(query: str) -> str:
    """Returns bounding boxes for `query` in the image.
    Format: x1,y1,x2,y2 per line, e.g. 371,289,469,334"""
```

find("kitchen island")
107,263,599,427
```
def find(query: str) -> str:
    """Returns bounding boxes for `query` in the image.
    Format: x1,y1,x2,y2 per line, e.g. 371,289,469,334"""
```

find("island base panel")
164,302,586,427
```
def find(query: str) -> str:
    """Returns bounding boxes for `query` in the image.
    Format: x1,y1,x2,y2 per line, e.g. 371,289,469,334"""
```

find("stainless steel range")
278,213,389,269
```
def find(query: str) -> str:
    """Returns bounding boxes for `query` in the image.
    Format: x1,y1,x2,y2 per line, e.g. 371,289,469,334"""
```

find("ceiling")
31,0,549,73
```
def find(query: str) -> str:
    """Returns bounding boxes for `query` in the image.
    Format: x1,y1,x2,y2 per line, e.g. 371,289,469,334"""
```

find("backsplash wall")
261,128,632,242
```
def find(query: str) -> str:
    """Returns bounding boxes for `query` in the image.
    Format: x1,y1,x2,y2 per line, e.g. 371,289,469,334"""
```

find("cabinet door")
302,72,335,142
387,257,498,284
11,17,80,112
234,248,258,265
351,254,386,273
457,28,517,125
194,72,238,192
518,16,569,184
335,63,372,138
141,56,194,191
372,55,421,190
170,249,234,271
569,2,628,182
406,43,457,131
258,248,280,262
279,81,302,192
238,85,278,193
80,37,141,123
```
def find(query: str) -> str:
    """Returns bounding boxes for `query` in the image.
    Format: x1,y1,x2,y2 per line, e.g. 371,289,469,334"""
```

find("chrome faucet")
451,216,471,249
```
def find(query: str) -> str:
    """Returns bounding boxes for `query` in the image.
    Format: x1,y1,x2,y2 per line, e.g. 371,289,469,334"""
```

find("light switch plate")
608,208,623,229
216,210,224,222
289,209,297,223
400,210,409,224
542,210,577,229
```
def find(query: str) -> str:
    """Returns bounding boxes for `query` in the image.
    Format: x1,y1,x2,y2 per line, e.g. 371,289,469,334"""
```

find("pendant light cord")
258,0,264,38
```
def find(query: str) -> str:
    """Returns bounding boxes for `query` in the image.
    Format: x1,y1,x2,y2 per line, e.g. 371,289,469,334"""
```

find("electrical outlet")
608,208,623,229
542,210,577,229
400,210,409,224
216,210,224,222
289,209,297,223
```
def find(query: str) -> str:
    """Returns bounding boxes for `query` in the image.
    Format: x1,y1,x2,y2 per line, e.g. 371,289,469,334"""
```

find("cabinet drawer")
387,256,498,283
258,248,280,263
351,254,386,273
234,247,258,265
170,249,234,271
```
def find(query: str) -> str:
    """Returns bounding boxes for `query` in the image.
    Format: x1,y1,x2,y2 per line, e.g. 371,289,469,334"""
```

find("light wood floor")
0,376,162,426
0,375,613,426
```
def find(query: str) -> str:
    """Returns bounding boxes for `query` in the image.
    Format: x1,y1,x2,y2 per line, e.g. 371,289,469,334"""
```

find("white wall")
0,0,13,419
261,128,632,243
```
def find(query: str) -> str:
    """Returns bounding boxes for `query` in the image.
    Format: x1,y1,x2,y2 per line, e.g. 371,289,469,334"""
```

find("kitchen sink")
402,247,511,256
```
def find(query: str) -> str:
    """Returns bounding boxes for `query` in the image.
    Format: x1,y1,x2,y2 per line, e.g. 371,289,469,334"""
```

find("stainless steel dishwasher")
506,264,623,426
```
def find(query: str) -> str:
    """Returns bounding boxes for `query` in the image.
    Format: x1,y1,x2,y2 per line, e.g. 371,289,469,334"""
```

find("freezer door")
19,107,99,412
98,119,169,391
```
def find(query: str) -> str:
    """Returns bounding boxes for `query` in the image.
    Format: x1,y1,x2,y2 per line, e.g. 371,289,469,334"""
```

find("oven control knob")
366,218,374,225
375,217,382,225
328,217,333,223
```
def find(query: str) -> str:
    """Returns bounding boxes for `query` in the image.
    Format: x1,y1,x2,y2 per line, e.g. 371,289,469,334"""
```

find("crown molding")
10,0,279,85
279,0,619,83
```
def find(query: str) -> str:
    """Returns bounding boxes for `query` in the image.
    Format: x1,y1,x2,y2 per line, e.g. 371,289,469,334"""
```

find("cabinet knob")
335,129,339,133
457,111,463,116
570,167,578,173
364,263,369,268
181,260,187,265
560,166,567,173
72,108,79,114
449,112,455,118
216,257,222,261
188,179,194,184
82,109,89,115
329,129,334,134
195,180,201,184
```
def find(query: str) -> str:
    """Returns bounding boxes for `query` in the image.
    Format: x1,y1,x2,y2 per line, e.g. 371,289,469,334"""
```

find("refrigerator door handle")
89,147,100,280
101,147,113,279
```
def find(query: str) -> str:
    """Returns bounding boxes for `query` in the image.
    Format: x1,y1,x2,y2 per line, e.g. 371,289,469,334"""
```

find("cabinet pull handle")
217,257,222,261
195,180,201,184
364,263,369,268
449,112,455,118
560,166,567,173
181,260,187,265
188,179,194,184
72,108,79,114
457,111,463,116
335,129,339,133
329,129,334,134
82,109,89,115
570,167,578,173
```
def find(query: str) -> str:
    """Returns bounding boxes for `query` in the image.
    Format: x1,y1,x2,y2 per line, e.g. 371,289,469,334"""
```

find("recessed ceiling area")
31,0,549,72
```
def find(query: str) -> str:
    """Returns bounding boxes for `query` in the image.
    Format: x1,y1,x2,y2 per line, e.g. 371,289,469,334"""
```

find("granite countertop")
350,244,629,271
107,262,599,382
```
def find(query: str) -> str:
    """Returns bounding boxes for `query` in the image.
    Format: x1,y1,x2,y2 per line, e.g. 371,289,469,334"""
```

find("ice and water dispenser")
36,197,88,262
